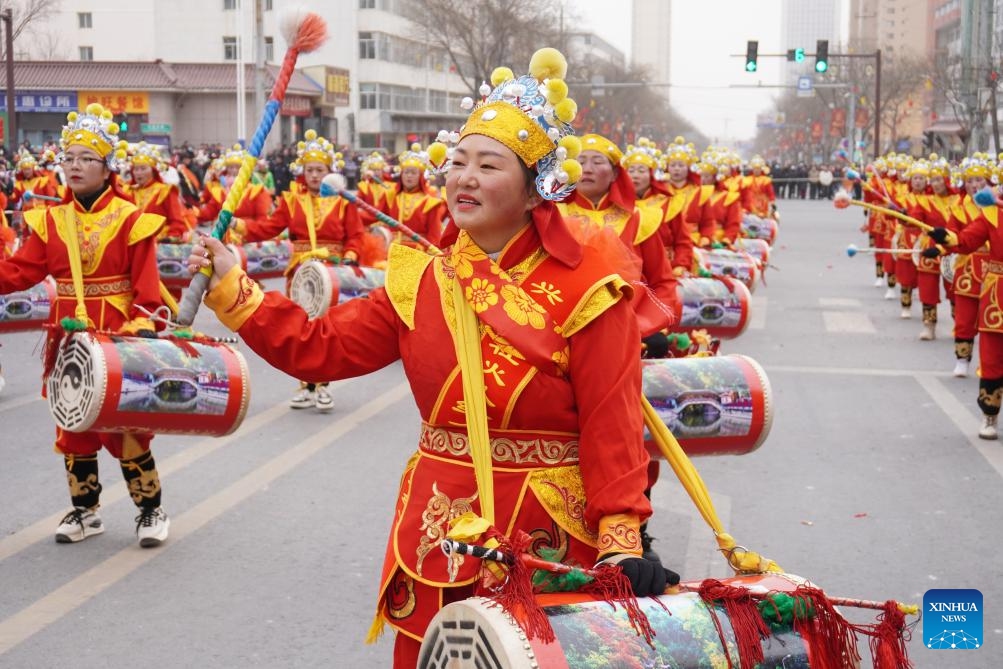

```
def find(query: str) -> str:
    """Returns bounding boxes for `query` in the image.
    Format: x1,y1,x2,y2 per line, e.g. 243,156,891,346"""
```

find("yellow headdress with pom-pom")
397,142,429,171
664,136,697,165
292,129,340,175
60,102,126,162
907,159,930,178
621,138,660,170
456,47,581,200
16,152,37,170
129,141,166,170
580,133,623,165
223,143,247,166
928,154,950,178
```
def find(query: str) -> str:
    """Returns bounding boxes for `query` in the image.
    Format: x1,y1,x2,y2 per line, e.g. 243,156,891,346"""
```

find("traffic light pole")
2,9,14,152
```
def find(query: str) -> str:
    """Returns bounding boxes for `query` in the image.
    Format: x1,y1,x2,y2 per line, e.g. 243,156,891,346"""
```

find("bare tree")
403,0,563,96
28,28,66,60
0,0,62,49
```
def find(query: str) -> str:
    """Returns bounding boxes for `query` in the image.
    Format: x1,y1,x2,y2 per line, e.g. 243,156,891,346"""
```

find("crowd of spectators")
768,163,848,200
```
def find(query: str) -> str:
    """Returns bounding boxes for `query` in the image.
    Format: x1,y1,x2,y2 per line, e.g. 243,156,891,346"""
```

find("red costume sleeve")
0,232,49,293
163,186,192,239
952,214,992,255
341,201,366,257
235,287,403,382
669,215,694,271
127,231,167,322
567,296,651,526
634,233,677,334
243,193,292,242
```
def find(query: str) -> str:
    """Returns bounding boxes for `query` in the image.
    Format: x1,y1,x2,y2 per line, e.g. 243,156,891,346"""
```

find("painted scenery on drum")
244,240,292,278
544,594,809,668
642,358,755,439
679,279,744,329
0,281,53,329
115,339,231,415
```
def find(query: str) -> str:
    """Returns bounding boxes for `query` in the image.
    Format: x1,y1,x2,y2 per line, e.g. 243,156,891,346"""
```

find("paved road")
0,198,999,667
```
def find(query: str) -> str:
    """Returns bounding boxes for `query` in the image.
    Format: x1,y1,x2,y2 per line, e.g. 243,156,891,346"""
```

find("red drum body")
741,213,777,244
228,240,293,280
734,237,770,268
0,278,55,332
671,277,750,339
47,332,249,436
642,354,772,456
701,249,760,292
419,573,811,669
289,259,386,319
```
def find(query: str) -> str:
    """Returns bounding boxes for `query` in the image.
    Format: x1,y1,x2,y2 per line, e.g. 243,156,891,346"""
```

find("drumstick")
676,583,918,616
321,173,442,254
833,191,933,232
174,9,328,327
845,244,926,257
23,190,62,204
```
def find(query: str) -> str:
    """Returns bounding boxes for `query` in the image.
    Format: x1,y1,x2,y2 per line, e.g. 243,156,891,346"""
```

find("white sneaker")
136,507,170,547
289,388,315,409
55,507,104,543
873,277,884,287
315,386,334,412
953,359,970,377
979,414,998,440
919,323,935,341
900,307,911,319
884,287,897,300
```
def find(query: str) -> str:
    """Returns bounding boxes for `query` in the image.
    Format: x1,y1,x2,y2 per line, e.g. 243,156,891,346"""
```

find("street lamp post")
2,8,15,152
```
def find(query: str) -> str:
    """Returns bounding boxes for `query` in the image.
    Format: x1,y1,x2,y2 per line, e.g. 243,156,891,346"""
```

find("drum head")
290,260,335,319
419,597,541,669
48,333,106,432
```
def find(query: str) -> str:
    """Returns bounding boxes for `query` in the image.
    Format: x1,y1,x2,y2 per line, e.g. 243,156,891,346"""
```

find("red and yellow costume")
198,145,273,231
865,160,898,284
125,143,190,240
740,157,775,219
11,154,60,212
383,146,445,252
908,157,957,332
558,134,677,337
0,103,168,518
356,152,398,225
654,139,700,274
205,207,651,647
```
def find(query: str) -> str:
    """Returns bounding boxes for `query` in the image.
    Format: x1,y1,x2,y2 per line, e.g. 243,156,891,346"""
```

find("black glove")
340,256,358,266
604,555,680,597
921,247,941,259
641,331,669,359
928,227,950,244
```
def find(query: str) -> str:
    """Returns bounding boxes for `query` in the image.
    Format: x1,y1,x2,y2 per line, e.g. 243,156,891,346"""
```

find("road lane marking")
0,376,362,562
914,375,1003,481
818,297,862,308
0,380,411,656
821,311,875,334
765,364,953,378
749,296,767,330
0,393,43,414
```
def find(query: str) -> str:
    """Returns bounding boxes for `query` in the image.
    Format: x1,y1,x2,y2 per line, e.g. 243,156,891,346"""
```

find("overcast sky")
572,0,786,144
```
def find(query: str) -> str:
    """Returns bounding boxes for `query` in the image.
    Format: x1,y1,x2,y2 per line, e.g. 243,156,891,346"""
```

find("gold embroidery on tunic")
386,571,417,620
420,424,578,465
528,466,597,545
415,483,477,580
385,244,434,329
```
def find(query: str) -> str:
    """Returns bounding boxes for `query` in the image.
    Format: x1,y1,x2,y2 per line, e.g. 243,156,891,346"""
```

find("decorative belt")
419,423,579,467
986,260,1003,275
55,275,132,298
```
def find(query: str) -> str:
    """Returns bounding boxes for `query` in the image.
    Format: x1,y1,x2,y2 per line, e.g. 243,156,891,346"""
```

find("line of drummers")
846,151,1003,439
0,130,783,411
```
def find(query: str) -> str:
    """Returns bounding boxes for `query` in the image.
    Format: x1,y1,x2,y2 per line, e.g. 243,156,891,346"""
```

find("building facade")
9,0,470,152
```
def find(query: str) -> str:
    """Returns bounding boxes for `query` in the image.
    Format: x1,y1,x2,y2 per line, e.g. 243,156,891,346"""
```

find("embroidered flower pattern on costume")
465,277,498,313
501,284,547,329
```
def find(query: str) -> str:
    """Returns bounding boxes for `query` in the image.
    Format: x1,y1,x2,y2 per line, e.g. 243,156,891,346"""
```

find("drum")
289,259,386,319
701,249,760,292
741,213,777,244
0,278,56,333
734,237,770,269
419,573,811,669
671,277,750,340
941,253,957,285
47,332,249,436
642,354,772,457
228,240,294,280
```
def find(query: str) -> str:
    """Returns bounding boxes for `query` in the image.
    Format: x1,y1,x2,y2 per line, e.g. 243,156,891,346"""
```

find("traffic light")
795,47,805,63
815,40,829,73
745,40,758,73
